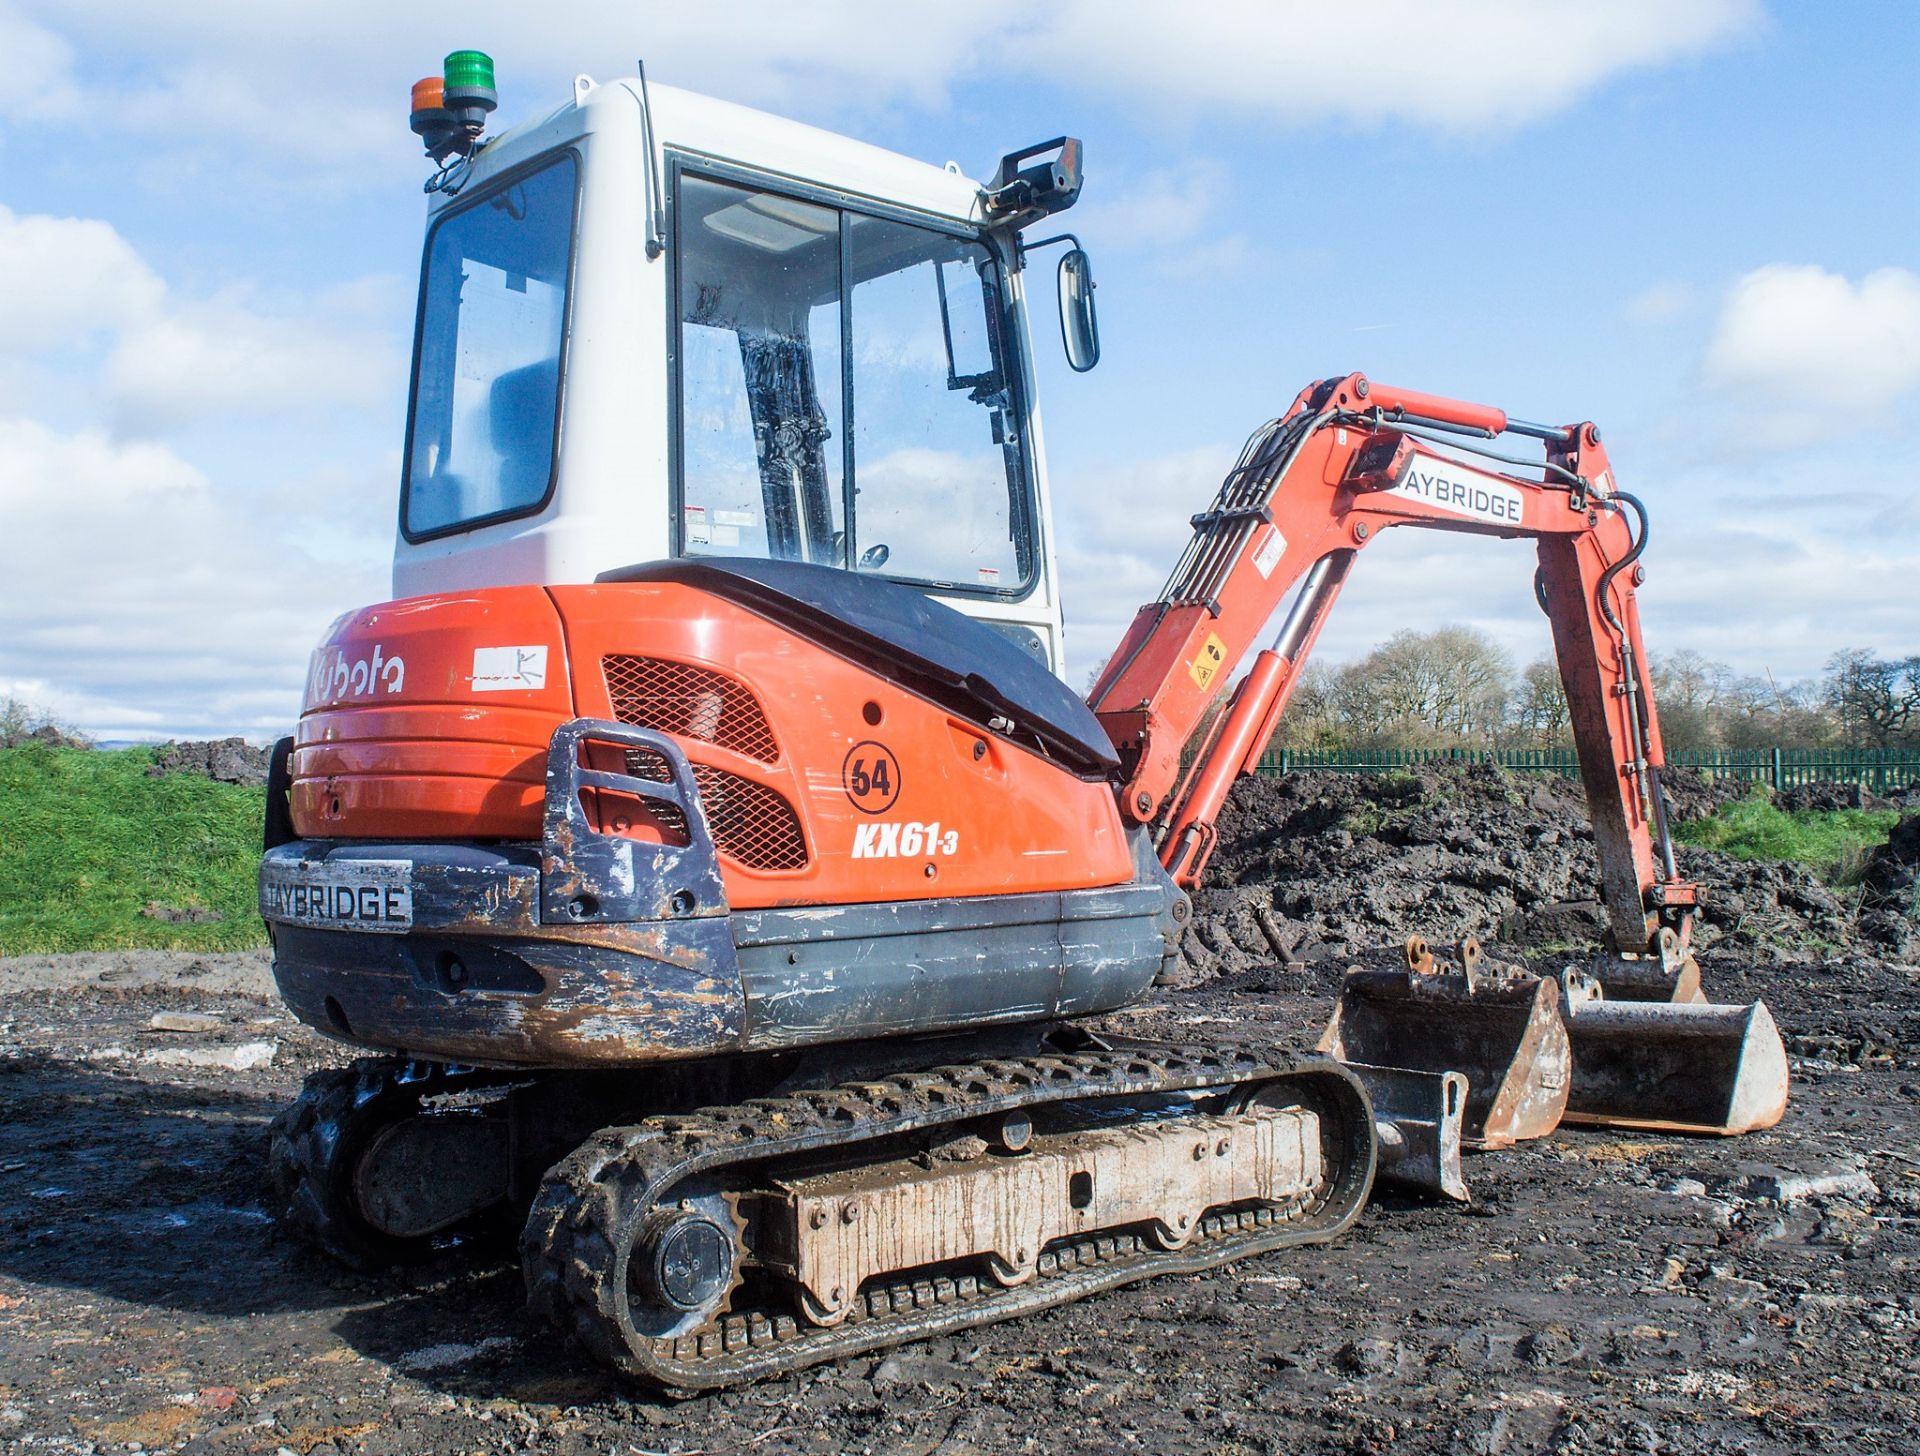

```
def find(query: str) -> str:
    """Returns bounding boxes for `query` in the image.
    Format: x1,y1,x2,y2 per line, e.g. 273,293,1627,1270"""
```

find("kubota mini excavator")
260,54,1788,1391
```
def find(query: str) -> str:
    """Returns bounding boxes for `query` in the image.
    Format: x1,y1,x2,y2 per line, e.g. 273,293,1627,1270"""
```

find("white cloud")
105,291,394,436
1055,444,1236,677
1638,516,1920,671
0,203,398,436
0,418,388,739
0,205,401,736
1031,0,1763,133
4,2,1029,174
0,204,165,353
5,0,1761,183
1071,162,1230,250
0,4,79,122
1625,280,1696,326
1704,263,1920,412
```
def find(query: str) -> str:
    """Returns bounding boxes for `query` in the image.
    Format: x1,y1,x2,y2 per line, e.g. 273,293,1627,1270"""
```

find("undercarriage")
269,1031,1372,1393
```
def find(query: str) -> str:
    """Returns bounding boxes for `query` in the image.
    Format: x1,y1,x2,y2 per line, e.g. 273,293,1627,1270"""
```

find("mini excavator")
260,54,1788,1391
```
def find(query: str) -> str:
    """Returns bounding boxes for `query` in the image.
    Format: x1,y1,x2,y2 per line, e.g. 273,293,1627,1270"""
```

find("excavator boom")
1085,373,1786,1174
1088,373,1690,961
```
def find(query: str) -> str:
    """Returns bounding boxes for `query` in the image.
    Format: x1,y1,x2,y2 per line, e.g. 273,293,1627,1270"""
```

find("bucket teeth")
1559,971,1790,1136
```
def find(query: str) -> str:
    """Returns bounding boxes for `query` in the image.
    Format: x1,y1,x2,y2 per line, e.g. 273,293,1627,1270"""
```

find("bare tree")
1825,650,1920,749
1217,631,1881,758
1649,649,1732,754
1332,627,1511,748
1269,661,1344,750
1507,659,1571,748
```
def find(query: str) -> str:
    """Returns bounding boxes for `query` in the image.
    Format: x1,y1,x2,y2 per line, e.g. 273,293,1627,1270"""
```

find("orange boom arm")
1086,372,1691,955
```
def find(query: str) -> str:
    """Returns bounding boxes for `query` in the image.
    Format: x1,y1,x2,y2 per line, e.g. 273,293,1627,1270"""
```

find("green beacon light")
441,49,498,146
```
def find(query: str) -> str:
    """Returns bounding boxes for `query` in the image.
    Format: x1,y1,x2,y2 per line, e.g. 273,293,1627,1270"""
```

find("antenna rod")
637,59,667,259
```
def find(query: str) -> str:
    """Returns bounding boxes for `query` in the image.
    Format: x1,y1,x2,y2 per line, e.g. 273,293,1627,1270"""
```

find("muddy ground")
3,771,1919,1455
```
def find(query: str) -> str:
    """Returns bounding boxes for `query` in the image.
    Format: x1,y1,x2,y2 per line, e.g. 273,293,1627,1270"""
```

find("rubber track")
521,1046,1373,1392
269,1058,513,1270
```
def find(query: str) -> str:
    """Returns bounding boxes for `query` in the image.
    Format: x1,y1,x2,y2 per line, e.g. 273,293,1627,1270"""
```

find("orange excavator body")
293,579,1133,906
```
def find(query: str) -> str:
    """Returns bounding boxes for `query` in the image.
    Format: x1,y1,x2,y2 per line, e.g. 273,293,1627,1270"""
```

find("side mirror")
1057,247,1100,372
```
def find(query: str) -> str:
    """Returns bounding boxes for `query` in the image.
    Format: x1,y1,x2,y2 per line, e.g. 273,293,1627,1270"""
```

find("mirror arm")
1017,231,1082,263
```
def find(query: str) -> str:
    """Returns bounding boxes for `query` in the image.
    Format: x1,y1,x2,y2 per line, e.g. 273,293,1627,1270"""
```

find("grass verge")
0,745,268,954
1673,786,1898,882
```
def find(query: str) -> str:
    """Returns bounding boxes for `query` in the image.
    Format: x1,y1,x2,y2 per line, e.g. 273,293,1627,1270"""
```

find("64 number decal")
842,740,902,814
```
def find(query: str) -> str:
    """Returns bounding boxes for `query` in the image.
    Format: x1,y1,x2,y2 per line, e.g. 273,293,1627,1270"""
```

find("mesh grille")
603,656,779,763
617,748,689,841
620,750,808,872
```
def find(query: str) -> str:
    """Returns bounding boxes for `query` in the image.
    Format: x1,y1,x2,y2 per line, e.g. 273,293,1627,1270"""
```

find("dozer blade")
1342,1062,1470,1202
1318,937,1570,1151
1559,972,1789,1135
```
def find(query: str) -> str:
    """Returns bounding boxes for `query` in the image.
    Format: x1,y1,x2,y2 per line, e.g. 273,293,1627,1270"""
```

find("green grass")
1672,786,1898,882
0,745,268,954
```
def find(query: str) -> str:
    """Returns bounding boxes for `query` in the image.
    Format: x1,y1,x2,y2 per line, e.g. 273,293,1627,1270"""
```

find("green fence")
1249,745,1920,791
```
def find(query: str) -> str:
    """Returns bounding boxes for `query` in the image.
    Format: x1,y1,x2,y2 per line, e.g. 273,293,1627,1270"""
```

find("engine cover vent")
623,748,808,872
604,656,779,764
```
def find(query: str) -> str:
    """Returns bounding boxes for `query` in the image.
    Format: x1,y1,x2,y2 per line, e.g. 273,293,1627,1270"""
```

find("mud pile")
1856,813,1920,960
1776,779,1920,813
1178,763,1895,984
0,721,88,750
146,736,271,785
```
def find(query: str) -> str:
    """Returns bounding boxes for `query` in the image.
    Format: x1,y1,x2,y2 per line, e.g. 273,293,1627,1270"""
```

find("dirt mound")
1181,765,1597,983
1774,780,1900,813
1678,846,1854,954
1177,763,1893,985
1656,765,1752,821
0,721,89,750
1856,813,1920,959
147,736,271,786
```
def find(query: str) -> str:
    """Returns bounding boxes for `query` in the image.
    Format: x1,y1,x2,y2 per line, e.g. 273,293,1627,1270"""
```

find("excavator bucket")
1559,972,1790,1135
1585,927,1705,1004
1318,938,1570,1151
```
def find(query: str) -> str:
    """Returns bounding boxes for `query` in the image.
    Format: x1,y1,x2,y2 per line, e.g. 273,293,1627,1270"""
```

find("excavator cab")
393,72,1083,676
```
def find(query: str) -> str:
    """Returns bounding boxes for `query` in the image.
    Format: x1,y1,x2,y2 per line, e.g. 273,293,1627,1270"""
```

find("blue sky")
1,1,1915,738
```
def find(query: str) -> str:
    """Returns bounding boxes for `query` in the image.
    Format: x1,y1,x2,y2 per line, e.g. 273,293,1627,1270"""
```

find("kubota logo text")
309,643,406,702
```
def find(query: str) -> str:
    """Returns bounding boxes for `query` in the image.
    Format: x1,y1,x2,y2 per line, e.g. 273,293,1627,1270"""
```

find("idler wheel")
636,1210,737,1315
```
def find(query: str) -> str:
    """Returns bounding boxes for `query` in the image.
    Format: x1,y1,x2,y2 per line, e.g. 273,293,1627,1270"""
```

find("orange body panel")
291,581,1133,910
294,587,571,840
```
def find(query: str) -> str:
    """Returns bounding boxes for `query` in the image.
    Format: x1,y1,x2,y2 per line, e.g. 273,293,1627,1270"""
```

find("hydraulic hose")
1591,490,1680,883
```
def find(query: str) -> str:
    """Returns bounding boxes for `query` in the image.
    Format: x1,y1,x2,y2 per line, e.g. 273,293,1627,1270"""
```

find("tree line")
1263,630,1920,753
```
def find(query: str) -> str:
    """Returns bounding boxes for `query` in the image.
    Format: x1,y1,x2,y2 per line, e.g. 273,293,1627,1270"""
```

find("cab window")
675,172,1032,592
404,155,577,538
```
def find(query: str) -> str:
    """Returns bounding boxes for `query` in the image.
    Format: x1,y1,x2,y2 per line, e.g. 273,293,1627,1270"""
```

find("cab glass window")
404,155,577,538
675,172,1031,591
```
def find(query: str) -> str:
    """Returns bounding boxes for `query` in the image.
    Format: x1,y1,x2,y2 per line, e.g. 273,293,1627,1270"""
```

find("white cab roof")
432,76,988,226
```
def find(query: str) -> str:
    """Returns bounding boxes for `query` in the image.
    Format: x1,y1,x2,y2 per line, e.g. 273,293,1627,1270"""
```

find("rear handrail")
540,718,729,926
